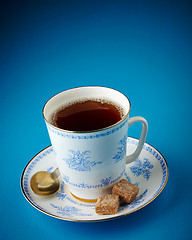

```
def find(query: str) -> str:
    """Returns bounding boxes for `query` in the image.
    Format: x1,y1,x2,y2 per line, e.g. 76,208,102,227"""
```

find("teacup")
43,86,148,200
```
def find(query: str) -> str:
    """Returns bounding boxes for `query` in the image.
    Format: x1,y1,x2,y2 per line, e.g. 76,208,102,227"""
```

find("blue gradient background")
1,0,192,239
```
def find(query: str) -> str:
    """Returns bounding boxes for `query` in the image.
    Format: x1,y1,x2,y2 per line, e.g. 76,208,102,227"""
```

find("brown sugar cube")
112,179,139,203
95,194,120,215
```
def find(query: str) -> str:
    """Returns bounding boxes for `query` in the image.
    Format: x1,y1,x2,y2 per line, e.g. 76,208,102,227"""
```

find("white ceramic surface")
21,137,168,222
43,86,148,199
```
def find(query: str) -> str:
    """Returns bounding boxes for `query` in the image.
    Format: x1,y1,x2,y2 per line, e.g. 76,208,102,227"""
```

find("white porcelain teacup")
43,86,148,200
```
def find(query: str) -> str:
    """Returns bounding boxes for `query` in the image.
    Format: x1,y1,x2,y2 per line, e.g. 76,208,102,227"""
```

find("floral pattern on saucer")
21,137,168,222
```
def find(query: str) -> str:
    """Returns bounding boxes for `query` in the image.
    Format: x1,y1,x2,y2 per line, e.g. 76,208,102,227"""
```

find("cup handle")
126,116,148,164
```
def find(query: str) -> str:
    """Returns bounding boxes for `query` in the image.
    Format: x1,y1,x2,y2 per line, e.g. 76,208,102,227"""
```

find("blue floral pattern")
63,150,102,171
100,177,112,187
130,158,153,180
113,135,127,163
62,169,125,189
50,204,92,217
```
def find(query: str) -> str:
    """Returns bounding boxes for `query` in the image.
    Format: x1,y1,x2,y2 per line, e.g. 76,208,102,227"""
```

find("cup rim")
42,86,131,134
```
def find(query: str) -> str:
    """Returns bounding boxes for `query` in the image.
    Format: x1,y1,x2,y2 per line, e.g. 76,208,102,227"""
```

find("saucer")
21,137,168,222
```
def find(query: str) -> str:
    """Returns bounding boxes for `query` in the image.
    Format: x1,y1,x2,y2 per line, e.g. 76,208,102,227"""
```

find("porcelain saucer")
21,137,168,222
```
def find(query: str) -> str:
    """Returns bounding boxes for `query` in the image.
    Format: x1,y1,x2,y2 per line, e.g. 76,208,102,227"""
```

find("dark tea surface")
51,100,122,131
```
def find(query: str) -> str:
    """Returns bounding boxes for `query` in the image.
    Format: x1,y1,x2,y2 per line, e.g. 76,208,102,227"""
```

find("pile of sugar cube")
95,179,139,215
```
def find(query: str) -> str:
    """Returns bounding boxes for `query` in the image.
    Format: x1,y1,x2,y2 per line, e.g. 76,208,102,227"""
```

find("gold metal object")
30,168,60,196
70,192,97,203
